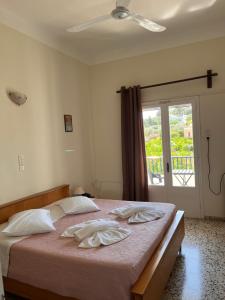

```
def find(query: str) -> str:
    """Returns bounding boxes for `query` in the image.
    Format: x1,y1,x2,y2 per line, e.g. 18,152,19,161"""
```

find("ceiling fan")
67,0,166,33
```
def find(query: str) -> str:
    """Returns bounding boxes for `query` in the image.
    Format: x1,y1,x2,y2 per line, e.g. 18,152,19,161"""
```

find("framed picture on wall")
64,115,73,132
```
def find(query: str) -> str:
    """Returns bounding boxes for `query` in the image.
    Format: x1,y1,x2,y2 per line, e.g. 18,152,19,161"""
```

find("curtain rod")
116,70,218,94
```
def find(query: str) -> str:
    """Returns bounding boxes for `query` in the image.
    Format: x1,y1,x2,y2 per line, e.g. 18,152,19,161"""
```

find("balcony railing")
146,156,195,186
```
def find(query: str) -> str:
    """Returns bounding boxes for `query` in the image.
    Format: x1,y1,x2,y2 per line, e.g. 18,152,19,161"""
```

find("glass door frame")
143,96,203,217
164,98,200,189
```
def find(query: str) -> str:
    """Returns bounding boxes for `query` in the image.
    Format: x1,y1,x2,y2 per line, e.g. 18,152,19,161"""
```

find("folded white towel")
61,219,119,241
110,204,165,224
79,227,131,248
61,218,131,248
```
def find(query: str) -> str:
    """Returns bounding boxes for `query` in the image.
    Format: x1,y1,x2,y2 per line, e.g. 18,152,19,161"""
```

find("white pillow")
2,209,56,237
59,196,100,215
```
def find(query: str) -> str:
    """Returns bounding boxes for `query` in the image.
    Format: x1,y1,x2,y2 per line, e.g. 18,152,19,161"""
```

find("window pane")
169,103,195,187
143,107,164,186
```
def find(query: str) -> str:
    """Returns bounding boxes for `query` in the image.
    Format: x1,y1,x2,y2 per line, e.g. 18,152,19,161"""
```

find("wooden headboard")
0,185,70,224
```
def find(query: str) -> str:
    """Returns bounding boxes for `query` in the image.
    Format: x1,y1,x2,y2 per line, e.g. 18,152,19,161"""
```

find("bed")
0,184,184,300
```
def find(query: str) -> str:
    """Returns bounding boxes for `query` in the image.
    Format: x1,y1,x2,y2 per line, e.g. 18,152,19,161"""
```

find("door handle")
166,162,170,173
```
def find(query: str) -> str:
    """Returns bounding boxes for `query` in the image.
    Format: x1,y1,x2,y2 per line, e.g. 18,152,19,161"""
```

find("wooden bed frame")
0,185,185,300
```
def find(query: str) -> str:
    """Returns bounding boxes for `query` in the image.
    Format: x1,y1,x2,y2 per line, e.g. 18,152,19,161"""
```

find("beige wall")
0,23,92,204
1,20,225,218
90,37,225,218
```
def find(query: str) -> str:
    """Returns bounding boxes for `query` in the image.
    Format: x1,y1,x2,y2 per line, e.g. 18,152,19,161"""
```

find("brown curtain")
121,85,149,202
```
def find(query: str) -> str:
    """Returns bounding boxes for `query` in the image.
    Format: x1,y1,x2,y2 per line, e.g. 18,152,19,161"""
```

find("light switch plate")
18,154,25,171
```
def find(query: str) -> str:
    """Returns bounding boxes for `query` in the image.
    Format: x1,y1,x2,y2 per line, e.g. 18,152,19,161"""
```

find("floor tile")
164,218,225,300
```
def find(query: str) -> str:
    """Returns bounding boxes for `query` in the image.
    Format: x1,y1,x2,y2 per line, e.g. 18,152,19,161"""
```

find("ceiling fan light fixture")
111,7,130,19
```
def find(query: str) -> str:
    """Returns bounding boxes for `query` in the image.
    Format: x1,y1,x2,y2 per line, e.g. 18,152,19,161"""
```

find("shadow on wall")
93,180,123,199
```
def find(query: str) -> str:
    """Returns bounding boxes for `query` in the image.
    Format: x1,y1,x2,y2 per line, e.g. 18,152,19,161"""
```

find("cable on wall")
207,137,225,195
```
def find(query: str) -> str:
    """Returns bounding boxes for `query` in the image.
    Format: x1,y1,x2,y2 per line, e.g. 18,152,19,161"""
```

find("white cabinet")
0,262,4,300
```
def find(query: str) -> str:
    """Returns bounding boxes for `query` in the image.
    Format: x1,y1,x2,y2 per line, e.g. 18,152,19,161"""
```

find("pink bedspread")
8,199,176,300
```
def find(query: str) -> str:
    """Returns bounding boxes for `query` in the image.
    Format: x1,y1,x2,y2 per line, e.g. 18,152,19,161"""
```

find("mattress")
7,199,176,300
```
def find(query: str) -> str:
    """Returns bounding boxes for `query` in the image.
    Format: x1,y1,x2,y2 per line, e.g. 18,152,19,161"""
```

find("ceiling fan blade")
130,13,166,32
116,0,131,8
67,15,112,32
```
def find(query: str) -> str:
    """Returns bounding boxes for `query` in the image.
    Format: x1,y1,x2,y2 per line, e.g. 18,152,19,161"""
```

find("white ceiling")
0,0,225,65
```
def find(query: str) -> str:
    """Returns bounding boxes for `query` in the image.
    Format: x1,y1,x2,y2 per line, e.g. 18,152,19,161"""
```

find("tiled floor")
5,218,225,300
164,218,225,300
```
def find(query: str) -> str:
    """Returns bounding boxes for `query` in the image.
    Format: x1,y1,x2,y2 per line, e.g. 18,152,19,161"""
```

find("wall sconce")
7,89,27,106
